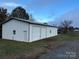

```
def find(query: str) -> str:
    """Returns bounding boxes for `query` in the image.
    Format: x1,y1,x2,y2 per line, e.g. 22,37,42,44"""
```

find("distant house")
74,28,79,31
2,17,58,42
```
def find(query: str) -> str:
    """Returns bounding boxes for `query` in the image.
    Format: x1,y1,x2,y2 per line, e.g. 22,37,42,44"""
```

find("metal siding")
29,24,58,42
46,27,57,37
2,19,29,42
40,26,47,39
47,27,51,37
30,24,41,42
2,19,58,42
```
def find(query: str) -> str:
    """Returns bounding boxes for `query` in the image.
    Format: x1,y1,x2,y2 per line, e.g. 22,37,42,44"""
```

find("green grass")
0,38,57,57
0,40,28,56
0,31,79,58
54,31,79,41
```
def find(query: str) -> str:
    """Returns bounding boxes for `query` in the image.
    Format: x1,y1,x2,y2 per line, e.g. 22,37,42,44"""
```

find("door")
23,31,27,41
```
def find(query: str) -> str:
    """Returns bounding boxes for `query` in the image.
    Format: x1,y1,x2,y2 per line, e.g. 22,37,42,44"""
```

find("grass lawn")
0,37,60,59
56,31,79,41
0,31,79,59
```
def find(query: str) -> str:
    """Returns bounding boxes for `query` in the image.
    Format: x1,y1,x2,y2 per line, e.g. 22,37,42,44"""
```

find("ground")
0,31,79,59
39,40,79,59
0,37,61,59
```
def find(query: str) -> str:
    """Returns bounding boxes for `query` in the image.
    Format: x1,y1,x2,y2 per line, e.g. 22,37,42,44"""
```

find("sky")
0,0,79,27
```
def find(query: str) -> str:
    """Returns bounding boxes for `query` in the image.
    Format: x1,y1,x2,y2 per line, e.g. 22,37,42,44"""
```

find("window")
13,30,16,35
23,31,27,32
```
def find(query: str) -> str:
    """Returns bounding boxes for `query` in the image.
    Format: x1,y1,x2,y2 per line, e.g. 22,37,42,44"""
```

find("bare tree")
61,20,72,28
59,20,73,33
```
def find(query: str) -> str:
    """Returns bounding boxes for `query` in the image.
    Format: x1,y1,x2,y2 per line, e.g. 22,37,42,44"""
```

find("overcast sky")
0,0,79,27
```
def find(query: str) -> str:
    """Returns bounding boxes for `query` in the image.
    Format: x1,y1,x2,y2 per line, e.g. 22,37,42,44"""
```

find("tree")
0,7,8,23
69,26,74,32
59,20,73,33
10,6,29,20
0,7,8,38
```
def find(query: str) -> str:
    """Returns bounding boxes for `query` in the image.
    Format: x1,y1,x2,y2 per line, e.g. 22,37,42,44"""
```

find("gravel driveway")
39,40,79,59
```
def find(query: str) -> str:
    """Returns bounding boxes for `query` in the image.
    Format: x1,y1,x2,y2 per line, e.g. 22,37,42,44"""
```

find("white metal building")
2,17,58,42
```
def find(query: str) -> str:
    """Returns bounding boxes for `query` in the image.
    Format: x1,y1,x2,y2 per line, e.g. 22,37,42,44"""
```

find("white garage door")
41,26,47,39
32,25,41,41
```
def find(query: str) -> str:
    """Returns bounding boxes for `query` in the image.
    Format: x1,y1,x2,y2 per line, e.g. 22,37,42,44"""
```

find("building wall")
29,24,58,42
2,19,29,42
29,24,41,42
47,27,58,37
2,19,58,42
40,26,47,39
